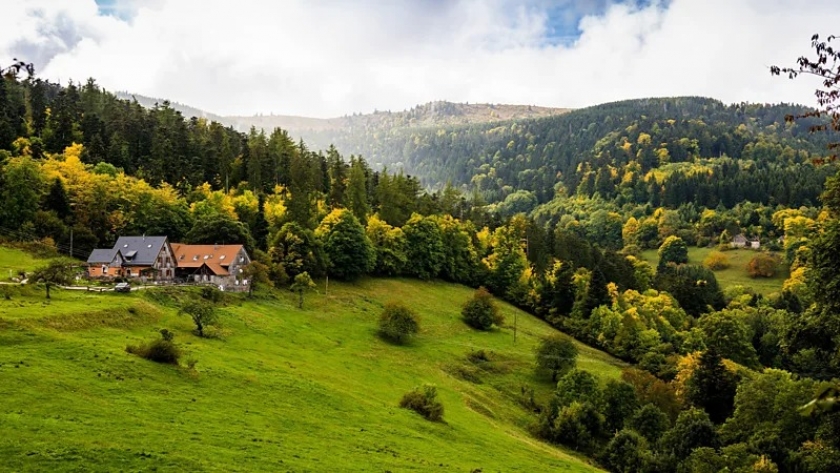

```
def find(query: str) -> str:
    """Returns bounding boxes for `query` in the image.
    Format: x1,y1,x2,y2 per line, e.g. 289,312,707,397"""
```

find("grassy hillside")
639,247,788,296
0,277,624,472
0,246,44,281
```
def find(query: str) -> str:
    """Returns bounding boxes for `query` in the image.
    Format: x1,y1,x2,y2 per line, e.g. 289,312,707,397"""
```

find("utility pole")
325,274,329,297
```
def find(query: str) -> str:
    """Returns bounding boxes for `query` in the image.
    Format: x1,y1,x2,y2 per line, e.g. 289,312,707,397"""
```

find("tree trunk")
45,283,50,300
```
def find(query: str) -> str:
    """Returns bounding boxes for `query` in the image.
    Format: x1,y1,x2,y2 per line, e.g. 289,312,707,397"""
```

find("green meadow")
639,246,788,296
0,245,44,281
0,276,624,472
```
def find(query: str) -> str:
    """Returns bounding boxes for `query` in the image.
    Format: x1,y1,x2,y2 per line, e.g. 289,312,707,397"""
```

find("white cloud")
1,0,837,117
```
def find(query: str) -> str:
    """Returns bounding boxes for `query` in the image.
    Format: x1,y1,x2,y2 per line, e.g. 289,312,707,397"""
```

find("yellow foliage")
656,147,670,165
637,132,652,146
11,137,32,156
673,352,701,401
315,208,347,238
703,251,730,270
607,282,620,305
783,266,808,294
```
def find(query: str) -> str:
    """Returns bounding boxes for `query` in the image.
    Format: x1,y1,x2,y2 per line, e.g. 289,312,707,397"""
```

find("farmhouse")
730,233,760,249
170,243,251,289
731,234,748,248
86,248,125,278
86,236,176,281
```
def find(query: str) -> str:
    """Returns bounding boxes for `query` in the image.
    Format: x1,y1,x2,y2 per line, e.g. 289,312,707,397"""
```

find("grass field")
0,246,44,281
639,246,788,296
0,276,623,472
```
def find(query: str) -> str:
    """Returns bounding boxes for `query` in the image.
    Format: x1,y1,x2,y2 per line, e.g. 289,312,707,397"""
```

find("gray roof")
113,236,168,265
87,248,118,264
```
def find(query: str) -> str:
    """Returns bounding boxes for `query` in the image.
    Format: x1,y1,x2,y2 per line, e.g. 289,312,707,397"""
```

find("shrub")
658,236,689,269
200,285,224,303
552,401,605,453
378,302,420,344
179,300,218,337
126,329,181,364
703,251,730,270
602,429,649,473
555,369,601,407
746,253,780,278
462,286,503,331
399,384,444,421
534,334,578,382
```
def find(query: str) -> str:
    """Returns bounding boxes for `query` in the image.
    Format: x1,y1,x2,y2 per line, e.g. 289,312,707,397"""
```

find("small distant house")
749,237,761,250
86,248,125,278
170,243,251,289
86,236,175,281
731,234,748,248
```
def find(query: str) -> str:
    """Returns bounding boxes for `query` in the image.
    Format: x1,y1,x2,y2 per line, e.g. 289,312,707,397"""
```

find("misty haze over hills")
114,91,569,135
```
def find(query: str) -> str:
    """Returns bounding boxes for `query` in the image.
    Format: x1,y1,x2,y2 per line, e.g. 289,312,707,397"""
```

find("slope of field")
0,277,623,472
0,246,43,281
639,247,788,296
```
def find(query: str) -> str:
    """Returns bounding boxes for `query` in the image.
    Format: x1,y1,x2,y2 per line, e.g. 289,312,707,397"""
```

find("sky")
1,0,838,118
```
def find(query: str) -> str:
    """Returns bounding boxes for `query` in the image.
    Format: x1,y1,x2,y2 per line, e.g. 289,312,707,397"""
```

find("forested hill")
114,91,571,135
309,96,839,207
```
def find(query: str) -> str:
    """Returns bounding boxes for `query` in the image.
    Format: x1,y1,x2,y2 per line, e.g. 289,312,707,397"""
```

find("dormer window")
219,255,226,260
204,255,210,260
147,244,152,248
123,244,128,248
179,255,185,260
193,255,198,261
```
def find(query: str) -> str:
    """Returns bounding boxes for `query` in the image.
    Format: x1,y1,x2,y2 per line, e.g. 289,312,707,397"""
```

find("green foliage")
660,408,718,459
378,302,420,344
179,300,218,337
318,209,374,280
627,403,671,443
365,214,407,276
599,380,639,433
698,309,761,368
0,156,44,232
555,369,600,408
126,329,182,365
31,258,77,299
290,271,316,309
686,347,738,424
534,334,578,382
186,212,256,253
601,429,648,473
268,222,326,281
461,286,503,330
657,235,689,270
550,401,605,453
399,384,444,422
402,214,445,280
655,263,725,317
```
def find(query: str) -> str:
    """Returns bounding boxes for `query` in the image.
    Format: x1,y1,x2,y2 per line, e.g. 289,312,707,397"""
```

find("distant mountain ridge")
113,91,571,135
